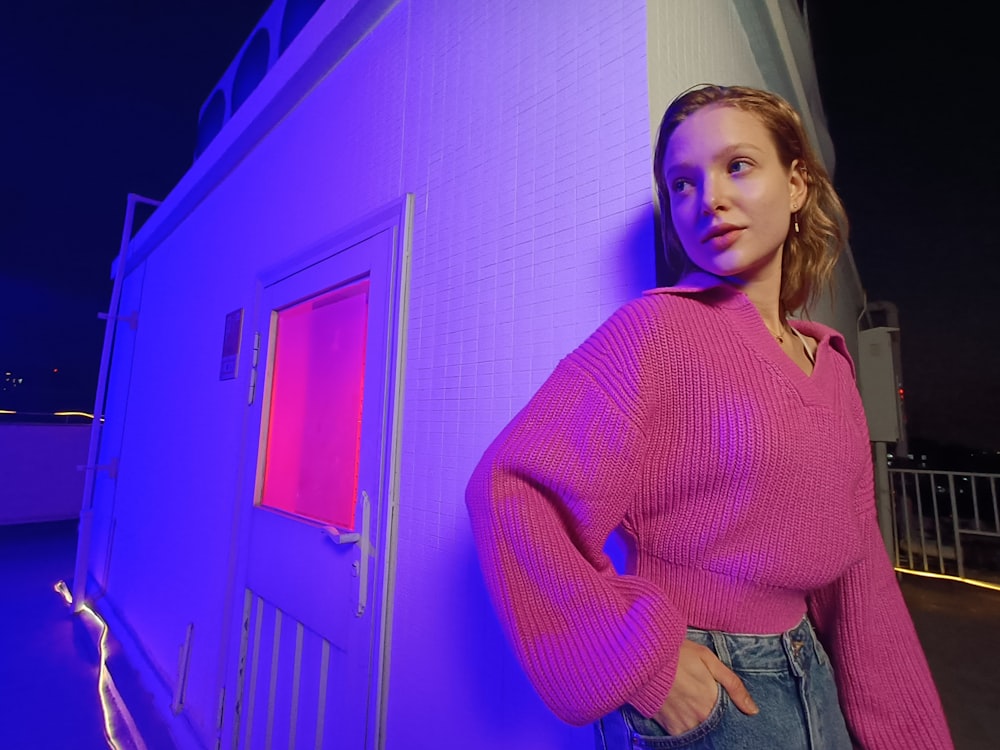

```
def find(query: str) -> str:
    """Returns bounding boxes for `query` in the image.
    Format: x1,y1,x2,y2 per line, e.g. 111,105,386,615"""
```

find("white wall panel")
0,425,89,524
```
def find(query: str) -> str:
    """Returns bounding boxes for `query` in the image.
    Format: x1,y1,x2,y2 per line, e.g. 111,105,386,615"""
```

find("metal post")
873,441,894,560
948,474,964,579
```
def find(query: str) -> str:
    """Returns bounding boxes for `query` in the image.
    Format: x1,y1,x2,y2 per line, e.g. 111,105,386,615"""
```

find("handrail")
888,467,1000,586
890,467,1000,479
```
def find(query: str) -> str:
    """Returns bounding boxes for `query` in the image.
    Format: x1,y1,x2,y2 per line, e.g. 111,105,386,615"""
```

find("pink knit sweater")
466,278,953,749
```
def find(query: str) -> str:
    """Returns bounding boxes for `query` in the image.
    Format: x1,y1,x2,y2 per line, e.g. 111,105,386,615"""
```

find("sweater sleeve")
807,399,954,749
465,308,687,726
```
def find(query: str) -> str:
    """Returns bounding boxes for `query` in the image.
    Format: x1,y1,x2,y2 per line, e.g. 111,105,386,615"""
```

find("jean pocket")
622,684,726,748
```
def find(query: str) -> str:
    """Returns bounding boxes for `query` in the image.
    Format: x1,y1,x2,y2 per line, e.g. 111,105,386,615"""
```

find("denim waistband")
683,617,824,673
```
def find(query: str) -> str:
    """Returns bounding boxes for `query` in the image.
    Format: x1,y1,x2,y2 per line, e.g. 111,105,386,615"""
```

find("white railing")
889,469,1000,582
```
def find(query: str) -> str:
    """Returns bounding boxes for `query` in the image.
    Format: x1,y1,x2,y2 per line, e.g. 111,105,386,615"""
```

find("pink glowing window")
259,277,370,529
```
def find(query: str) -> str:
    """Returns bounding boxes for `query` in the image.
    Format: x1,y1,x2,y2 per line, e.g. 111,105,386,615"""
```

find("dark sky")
807,4,999,452
0,0,271,413
2,3,996,452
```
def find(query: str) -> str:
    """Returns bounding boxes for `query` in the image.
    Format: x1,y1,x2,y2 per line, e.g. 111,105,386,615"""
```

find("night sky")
807,4,999,454
2,3,996,453
0,0,271,414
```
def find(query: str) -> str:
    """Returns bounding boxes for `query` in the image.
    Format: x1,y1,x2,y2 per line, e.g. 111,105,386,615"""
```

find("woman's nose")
700,173,728,214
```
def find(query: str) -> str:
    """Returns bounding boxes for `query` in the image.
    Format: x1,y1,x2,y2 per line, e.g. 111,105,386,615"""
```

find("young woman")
465,85,953,749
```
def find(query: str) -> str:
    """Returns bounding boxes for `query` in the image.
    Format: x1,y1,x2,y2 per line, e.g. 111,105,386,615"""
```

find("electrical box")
857,326,902,443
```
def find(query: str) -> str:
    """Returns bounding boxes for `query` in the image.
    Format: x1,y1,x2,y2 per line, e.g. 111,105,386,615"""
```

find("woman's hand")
654,639,759,735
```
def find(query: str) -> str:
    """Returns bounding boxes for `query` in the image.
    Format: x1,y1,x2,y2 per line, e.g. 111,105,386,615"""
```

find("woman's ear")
789,159,808,208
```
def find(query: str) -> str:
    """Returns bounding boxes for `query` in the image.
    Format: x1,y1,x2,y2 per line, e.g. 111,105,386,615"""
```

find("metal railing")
889,469,1000,582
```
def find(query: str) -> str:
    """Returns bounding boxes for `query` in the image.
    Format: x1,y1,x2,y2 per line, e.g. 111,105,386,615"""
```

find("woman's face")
661,104,806,285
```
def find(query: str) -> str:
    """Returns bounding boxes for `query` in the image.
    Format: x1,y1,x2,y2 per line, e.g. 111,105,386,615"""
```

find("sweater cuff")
627,662,676,718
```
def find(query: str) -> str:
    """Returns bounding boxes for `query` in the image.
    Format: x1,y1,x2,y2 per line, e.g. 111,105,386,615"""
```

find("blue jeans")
594,618,852,749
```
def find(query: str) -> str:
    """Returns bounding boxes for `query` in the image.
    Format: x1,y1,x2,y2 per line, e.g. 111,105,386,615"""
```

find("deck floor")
2,520,998,749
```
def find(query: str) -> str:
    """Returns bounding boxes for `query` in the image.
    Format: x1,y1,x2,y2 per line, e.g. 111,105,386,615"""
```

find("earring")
794,213,800,234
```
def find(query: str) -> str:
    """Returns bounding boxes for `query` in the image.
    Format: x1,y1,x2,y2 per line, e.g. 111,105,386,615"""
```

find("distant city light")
1,372,23,391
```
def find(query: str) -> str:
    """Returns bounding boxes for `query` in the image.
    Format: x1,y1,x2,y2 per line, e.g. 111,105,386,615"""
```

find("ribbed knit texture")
466,280,953,748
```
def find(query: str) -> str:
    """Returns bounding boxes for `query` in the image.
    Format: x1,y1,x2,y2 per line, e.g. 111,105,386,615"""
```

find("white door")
227,203,409,750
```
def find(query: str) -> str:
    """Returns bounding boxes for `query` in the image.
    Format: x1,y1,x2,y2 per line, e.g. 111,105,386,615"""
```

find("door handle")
356,490,372,617
318,491,371,616
321,525,361,545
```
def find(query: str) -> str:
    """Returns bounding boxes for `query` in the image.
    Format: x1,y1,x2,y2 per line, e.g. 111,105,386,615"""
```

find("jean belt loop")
708,628,732,669
803,615,828,666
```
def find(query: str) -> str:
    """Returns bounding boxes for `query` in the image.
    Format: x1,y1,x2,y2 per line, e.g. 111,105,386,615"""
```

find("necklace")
764,320,788,344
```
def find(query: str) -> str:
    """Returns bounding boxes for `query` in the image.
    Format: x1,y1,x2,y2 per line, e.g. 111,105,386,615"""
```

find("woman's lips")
702,226,744,250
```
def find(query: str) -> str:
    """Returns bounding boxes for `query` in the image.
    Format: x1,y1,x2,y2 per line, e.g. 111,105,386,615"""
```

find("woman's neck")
731,266,785,331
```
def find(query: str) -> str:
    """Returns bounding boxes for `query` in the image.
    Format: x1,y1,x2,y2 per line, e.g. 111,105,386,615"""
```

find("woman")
465,85,952,749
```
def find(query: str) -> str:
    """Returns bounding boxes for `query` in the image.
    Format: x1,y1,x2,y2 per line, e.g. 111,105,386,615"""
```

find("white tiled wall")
646,0,765,137
386,1,764,747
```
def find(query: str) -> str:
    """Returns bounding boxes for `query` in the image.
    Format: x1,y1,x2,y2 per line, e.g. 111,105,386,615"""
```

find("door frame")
218,194,413,749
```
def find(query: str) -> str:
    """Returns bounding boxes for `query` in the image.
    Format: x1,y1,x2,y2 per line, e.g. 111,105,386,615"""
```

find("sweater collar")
642,272,854,372
642,271,745,309
642,270,729,296
642,271,754,310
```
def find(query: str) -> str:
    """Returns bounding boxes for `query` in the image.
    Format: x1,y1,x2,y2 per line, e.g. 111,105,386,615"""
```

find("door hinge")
247,331,261,405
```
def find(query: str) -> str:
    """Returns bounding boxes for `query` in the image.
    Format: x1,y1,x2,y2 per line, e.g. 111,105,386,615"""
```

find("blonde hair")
653,84,848,315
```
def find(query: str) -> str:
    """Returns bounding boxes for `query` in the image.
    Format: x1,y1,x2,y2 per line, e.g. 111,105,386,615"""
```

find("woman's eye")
729,159,752,174
671,178,692,193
